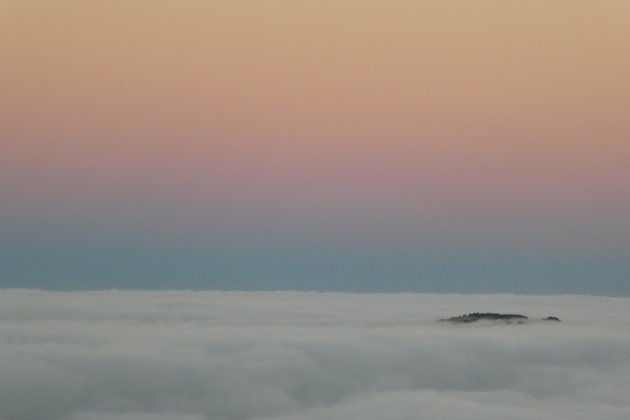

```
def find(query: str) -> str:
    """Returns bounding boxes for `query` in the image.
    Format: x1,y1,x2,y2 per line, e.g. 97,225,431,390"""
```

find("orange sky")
2,1,630,253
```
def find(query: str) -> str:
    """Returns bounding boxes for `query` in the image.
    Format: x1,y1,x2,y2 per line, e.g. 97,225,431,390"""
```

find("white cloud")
0,290,629,420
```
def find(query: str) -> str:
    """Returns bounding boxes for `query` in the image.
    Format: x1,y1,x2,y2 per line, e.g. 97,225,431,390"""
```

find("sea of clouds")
1,289,629,420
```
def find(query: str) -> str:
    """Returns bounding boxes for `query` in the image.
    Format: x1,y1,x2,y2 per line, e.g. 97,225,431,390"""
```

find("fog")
1,290,629,420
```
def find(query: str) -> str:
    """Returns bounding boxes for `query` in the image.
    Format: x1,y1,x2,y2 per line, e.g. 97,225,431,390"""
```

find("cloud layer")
1,290,629,420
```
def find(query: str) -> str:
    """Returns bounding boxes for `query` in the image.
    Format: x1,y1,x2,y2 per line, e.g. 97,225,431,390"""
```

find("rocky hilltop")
440,312,560,324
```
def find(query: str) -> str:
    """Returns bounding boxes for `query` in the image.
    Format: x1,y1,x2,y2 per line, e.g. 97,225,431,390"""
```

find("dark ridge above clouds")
440,312,562,324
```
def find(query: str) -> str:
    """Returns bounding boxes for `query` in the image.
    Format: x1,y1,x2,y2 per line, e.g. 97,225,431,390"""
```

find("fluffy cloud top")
1,290,629,420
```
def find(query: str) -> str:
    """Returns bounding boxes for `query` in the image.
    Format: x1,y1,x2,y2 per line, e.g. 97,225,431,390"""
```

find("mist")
1,290,629,420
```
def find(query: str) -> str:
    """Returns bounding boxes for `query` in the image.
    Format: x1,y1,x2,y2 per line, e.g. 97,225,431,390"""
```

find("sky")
2,1,630,293
1,290,630,419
